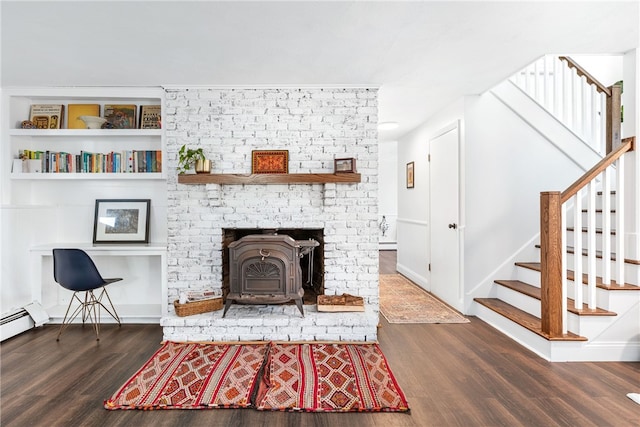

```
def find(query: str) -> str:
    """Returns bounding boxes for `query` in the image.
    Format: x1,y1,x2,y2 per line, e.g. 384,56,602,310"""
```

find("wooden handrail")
559,56,611,96
561,137,635,203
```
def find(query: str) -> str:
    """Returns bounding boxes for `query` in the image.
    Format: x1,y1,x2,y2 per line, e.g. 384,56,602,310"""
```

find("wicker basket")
174,297,223,317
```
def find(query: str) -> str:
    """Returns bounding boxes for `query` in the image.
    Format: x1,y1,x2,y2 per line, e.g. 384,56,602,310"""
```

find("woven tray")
174,297,223,317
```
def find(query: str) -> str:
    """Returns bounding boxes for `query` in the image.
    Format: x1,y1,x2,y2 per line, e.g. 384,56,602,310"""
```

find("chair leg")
56,288,121,341
95,287,121,326
56,291,87,341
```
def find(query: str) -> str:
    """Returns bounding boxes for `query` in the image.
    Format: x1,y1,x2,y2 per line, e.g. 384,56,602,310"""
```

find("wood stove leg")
294,298,304,317
222,298,234,318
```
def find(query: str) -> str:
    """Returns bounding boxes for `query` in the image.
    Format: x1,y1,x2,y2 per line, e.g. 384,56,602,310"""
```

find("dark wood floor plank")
1,252,638,426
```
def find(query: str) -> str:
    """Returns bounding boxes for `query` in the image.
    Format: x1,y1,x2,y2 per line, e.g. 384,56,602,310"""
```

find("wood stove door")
241,258,286,295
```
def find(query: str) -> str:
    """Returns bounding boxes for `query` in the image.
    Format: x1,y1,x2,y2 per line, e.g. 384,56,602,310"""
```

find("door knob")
448,223,457,229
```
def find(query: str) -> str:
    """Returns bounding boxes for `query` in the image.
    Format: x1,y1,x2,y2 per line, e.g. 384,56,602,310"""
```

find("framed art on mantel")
251,150,289,174
406,162,415,188
93,199,151,244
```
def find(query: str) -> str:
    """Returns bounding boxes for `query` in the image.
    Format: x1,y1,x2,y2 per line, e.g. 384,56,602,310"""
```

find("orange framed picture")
251,150,289,174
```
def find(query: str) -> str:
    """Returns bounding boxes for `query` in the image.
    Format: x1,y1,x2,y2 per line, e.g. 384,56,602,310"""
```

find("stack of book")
18,149,162,173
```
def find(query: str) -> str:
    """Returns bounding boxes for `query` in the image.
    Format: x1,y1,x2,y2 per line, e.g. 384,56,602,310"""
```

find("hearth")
224,233,319,317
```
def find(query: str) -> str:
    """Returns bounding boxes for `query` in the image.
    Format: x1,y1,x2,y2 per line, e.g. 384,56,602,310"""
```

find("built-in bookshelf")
3,87,165,181
1,87,168,326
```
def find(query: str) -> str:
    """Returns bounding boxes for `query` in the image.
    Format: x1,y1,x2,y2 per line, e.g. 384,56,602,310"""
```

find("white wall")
462,91,588,310
378,140,397,248
397,87,596,312
396,99,464,288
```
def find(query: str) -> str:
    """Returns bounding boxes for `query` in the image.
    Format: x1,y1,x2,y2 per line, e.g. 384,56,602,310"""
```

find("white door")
429,122,461,311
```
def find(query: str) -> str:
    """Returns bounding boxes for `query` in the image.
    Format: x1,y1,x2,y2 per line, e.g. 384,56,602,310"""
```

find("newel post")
606,83,622,154
540,191,563,337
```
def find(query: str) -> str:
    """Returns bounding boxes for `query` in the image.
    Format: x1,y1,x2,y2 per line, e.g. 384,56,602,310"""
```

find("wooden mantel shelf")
178,173,361,185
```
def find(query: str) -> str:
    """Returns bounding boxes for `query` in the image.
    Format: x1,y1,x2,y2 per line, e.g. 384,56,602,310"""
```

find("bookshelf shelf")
178,173,362,185
9,129,163,137
11,172,164,180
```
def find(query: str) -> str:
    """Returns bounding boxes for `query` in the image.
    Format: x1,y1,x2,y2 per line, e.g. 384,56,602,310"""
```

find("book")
29,104,64,129
139,105,161,129
104,104,137,129
67,104,100,129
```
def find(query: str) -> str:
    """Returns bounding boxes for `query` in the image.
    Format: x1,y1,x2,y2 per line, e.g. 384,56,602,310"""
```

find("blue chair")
53,248,122,340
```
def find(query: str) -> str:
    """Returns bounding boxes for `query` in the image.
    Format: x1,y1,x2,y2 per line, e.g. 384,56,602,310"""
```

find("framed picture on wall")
93,199,151,244
334,157,356,173
406,162,415,188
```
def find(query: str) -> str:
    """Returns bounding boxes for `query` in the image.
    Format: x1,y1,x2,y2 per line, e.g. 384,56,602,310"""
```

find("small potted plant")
178,145,210,174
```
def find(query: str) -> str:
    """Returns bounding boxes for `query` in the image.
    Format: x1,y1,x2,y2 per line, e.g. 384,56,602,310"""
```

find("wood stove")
224,234,318,317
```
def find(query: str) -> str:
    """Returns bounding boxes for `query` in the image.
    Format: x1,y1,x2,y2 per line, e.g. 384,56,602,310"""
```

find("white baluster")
587,182,597,309
544,56,553,111
572,71,580,134
590,85,598,153
615,156,625,286
602,167,612,286
600,93,607,153
534,60,542,104
553,57,562,118
573,190,583,308
561,202,568,335
563,64,571,126
525,63,533,96
581,76,588,140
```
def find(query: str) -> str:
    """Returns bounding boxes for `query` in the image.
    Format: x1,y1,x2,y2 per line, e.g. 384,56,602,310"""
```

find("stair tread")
494,280,616,316
534,244,639,265
515,262,640,289
474,298,587,341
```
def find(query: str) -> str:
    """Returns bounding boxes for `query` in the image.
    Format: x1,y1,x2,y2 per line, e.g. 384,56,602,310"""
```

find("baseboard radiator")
0,303,49,341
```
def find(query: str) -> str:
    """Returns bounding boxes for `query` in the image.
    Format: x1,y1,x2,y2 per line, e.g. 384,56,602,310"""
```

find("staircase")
473,56,639,362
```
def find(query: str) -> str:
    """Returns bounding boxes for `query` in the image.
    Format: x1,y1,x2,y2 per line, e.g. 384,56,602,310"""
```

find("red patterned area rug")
105,342,268,409
254,343,409,412
105,341,409,413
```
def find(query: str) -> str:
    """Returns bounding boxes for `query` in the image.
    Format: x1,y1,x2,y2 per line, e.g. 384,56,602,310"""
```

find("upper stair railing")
511,55,622,155
540,137,635,337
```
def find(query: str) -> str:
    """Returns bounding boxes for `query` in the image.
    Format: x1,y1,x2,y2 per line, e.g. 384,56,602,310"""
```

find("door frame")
428,120,465,312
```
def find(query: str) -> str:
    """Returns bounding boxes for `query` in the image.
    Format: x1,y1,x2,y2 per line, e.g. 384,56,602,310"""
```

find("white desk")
30,242,168,322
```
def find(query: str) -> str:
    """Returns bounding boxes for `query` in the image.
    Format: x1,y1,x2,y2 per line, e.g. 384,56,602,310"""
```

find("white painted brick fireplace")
161,87,380,342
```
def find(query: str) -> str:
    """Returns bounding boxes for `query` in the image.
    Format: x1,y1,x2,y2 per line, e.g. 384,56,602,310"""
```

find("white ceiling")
2,1,638,141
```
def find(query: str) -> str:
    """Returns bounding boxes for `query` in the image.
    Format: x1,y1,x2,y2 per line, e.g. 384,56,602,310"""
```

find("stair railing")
540,137,634,337
511,55,621,155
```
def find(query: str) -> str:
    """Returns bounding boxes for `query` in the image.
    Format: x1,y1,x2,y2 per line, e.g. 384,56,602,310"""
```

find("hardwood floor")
1,251,638,426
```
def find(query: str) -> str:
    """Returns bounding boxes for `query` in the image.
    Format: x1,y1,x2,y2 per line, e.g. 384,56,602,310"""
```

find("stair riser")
495,284,615,337
566,314,615,337
565,253,638,285
531,249,638,285
496,286,540,317
516,266,619,305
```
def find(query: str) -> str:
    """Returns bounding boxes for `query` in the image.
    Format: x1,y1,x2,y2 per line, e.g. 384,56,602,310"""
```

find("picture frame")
93,199,151,244
251,150,289,174
406,162,415,188
334,157,356,173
